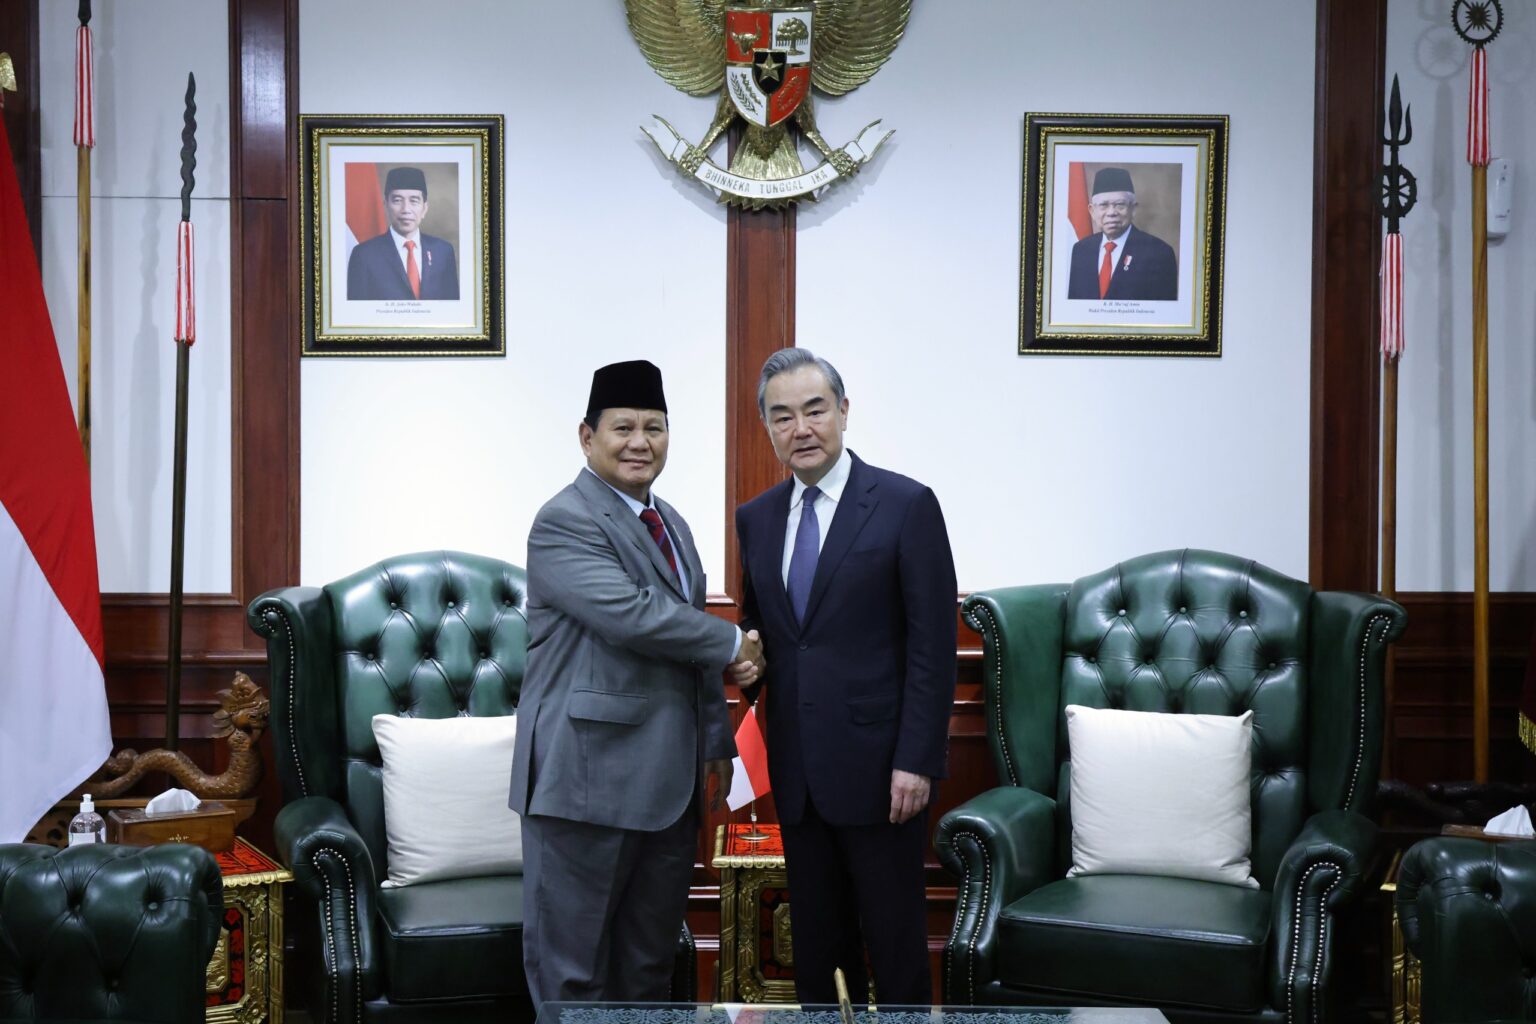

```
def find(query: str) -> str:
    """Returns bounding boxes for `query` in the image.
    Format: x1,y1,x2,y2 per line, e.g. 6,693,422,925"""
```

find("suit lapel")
800,455,878,629
574,471,687,600
383,236,414,294
656,498,704,607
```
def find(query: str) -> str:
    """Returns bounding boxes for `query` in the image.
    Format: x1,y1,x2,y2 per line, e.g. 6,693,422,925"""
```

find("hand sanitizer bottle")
68,794,105,845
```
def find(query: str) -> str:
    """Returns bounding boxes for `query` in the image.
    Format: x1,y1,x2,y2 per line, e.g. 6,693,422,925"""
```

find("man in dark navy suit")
1066,166,1178,301
346,166,460,300
735,348,957,1005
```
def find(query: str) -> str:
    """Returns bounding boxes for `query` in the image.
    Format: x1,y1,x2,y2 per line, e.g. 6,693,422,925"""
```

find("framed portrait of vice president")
1020,112,1228,357
301,114,504,357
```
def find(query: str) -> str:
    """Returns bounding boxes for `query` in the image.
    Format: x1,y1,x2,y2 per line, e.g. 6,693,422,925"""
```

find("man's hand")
889,769,931,824
726,629,766,686
706,758,734,813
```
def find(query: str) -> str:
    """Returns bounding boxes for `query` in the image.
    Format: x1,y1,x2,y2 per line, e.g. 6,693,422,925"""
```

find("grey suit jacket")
509,469,740,831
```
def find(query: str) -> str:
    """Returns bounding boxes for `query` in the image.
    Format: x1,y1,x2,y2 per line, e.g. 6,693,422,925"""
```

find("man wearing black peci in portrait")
1067,166,1178,302
346,166,460,301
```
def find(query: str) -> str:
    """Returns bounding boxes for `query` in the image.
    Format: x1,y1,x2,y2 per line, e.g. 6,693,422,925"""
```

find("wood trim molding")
1310,0,1387,592
0,0,40,259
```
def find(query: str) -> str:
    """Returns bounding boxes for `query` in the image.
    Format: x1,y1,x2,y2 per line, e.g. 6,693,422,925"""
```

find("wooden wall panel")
1309,0,1387,593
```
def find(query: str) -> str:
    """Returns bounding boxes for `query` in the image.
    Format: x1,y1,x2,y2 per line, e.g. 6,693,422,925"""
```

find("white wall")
798,0,1318,590
1388,0,1536,591
299,1,727,586
40,0,233,594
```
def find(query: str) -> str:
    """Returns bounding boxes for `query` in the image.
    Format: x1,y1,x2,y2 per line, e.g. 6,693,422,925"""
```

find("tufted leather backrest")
322,552,528,873
0,843,223,1023
1055,550,1312,886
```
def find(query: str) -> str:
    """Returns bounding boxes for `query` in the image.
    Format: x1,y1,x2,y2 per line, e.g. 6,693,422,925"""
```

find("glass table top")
536,1003,1169,1024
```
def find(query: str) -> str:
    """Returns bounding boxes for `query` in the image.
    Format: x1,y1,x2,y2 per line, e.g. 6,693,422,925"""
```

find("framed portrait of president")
1020,113,1228,357
301,114,504,357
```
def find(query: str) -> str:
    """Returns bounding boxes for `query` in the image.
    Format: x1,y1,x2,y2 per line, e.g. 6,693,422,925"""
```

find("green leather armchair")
1397,836,1536,1023
0,842,223,1023
936,549,1405,1023
250,551,697,1024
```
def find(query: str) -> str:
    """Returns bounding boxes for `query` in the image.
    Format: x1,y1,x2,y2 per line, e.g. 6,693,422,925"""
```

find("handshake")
727,628,767,686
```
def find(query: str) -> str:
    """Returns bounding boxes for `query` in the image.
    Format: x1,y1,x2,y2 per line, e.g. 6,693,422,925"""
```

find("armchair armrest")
1267,809,1377,1024
249,585,341,804
1397,836,1536,1024
275,796,382,1018
934,786,1058,1004
961,586,1068,795
1307,590,1406,813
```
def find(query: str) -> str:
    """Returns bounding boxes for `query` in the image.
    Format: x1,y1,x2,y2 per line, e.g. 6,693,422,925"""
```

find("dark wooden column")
1310,0,1388,593
723,204,793,602
230,0,300,619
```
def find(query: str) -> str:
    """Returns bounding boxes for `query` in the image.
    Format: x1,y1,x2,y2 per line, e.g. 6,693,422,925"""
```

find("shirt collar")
390,226,422,247
584,466,655,517
1101,225,1134,251
790,447,852,510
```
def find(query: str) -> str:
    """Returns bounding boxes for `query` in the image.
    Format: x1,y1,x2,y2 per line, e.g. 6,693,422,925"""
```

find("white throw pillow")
1065,704,1257,888
371,713,523,887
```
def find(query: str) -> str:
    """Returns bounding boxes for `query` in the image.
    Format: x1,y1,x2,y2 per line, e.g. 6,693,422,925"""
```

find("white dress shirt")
781,446,853,586
1097,225,1135,285
390,227,423,279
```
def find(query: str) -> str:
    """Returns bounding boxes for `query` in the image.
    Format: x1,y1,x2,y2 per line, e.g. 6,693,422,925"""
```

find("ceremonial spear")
1377,75,1415,779
166,73,196,751
1453,0,1500,783
74,0,95,462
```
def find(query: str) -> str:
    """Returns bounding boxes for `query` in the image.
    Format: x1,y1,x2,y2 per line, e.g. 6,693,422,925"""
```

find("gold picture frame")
300,114,504,357
1020,112,1228,357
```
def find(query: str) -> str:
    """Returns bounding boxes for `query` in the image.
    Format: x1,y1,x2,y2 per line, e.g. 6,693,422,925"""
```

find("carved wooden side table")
713,824,795,1002
207,839,292,1024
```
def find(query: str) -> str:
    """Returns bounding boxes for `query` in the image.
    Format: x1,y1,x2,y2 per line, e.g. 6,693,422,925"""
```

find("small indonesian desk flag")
726,705,771,811
0,113,111,842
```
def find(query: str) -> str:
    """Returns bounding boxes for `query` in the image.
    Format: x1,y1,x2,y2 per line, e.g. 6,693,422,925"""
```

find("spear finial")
179,73,197,222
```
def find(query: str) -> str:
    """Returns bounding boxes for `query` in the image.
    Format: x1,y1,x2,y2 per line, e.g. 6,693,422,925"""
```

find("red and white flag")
343,162,387,266
0,114,111,842
1067,162,1093,240
726,705,771,811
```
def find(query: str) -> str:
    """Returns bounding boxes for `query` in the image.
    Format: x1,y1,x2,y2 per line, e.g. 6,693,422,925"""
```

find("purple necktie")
786,486,821,624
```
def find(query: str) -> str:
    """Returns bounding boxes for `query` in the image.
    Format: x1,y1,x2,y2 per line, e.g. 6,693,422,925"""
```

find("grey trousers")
521,806,696,1007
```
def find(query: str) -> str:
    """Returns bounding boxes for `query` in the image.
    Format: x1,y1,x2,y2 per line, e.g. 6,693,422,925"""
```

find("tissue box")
107,801,237,851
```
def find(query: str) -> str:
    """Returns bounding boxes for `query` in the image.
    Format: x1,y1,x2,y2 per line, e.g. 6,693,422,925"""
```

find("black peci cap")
384,166,428,197
586,360,668,421
1091,167,1135,196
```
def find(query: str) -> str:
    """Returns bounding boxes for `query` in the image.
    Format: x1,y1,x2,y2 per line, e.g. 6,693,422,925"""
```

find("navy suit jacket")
346,230,460,300
736,453,958,826
1066,225,1178,301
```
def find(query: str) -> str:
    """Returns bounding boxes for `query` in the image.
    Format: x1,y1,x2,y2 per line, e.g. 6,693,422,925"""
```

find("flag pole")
1453,0,1499,784
1377,75,1414,778
166,73,196,752
74,1,95,464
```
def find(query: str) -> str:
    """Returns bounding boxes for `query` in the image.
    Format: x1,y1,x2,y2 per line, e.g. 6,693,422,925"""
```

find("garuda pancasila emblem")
627,0,909,208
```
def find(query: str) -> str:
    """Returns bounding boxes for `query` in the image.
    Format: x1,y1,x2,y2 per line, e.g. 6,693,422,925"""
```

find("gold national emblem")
627,0,909,208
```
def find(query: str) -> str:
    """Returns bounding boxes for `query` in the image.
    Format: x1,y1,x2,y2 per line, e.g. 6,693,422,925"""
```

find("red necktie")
1098,240,1117,299
405,240,421,299
638,508,679,578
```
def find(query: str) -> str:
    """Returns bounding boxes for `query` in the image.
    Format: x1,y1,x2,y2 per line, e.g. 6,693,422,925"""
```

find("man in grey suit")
510,359,762,1005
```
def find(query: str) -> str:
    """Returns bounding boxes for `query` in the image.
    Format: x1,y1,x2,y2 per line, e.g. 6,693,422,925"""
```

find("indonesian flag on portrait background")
0,116,112,842
726,705,771,811
344,162,387,266
1067,162,1093,240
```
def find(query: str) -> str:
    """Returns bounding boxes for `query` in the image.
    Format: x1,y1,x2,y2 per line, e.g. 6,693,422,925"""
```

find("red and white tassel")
73,25,94,148
1380,232,1404,360
175,221,195,344
1467,47,1489,167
